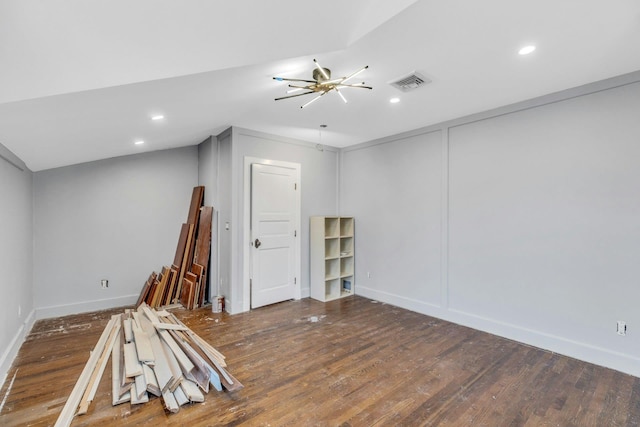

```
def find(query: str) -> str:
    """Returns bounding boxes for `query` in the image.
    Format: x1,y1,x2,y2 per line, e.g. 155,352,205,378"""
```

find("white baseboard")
35,294,139,320
300,286,310,299
0,309,36,389
356,285,640,378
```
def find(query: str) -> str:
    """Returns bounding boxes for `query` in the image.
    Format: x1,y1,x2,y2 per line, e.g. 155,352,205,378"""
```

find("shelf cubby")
325,217,339,238
340,237,353,257
341,276,353,295
310,216,355,302
325,259,339,280
325,238,340,259
340,256,354,277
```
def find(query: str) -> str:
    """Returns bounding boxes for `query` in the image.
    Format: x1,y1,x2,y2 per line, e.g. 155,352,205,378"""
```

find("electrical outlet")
101,279,108,288
617,320,627,336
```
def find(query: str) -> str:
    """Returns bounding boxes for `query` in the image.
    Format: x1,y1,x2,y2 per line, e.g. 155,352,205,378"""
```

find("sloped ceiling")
1,0,639,171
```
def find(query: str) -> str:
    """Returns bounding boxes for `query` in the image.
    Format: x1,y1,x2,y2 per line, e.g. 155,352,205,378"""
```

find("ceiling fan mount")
273,59,372,108
312,67,331,83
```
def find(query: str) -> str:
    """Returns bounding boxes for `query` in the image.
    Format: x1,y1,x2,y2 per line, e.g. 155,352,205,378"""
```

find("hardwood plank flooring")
1,296,639,426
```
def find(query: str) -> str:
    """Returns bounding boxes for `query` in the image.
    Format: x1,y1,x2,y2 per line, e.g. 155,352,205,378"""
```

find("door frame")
243,157,301,312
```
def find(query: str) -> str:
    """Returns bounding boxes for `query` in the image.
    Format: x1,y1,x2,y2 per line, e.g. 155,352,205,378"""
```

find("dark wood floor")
1,296,639,426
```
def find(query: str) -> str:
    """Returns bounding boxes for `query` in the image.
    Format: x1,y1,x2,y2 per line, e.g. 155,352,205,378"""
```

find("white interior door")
250,163,297,308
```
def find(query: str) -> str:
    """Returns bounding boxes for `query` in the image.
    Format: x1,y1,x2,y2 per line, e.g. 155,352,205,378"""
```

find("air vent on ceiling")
389,71,431,92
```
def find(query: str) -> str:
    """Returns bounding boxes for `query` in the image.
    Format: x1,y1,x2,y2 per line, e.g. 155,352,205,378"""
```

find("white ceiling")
1,0,639,171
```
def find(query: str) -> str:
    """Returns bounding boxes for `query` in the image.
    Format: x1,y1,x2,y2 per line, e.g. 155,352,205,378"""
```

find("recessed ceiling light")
390,97,400,104
151,114,165,121
518,45,536,55
134,140,145,145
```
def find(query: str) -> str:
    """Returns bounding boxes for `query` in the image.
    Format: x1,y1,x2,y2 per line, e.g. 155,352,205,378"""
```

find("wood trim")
174,385,189,406
162,389,179,414
132,325,154,365
77,320,121,414
180,379,204,402
53,315,119,427
158,330,195,374
112,328,130,406
168,330,210,393
134,373,147,400
123,342,143,378
123,318,133,343
160,339,183,392
148,332,174,393
143,364,161,397
130,382,149,405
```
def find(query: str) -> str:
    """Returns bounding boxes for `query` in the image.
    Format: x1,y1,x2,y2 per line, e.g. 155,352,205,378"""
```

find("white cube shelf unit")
310,216,354,301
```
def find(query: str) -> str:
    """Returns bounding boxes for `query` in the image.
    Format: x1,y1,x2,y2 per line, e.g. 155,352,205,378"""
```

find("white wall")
217,129,234,307
197,136,216,207
218,127,339,313
341,130,443,309
341,75,640,376
33,147,199,318
197,135,219,302
0,144,34,385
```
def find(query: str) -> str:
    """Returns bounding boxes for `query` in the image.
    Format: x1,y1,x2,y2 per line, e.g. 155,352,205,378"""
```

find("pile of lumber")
137,186,214,309
54,303,242,427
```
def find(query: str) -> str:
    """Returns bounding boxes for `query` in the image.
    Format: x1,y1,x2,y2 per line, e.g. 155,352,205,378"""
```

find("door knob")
254,238,262,248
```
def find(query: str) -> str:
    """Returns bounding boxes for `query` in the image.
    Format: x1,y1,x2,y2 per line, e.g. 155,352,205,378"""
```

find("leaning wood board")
180,278,195,310
193,206,213,307
172,224,191,268
151,267,169,308
185,187,204,275
163,267,178,307
136,272,156,307
191,263,205,308
174,224,194,302
186,186,205,226
193,206,213,268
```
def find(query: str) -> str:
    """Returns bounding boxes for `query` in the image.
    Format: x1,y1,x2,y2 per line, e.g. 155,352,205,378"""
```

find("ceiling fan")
273,59,372,108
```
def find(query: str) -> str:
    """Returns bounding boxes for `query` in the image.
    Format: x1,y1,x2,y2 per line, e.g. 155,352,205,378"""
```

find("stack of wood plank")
137,186,214,309
54,303,242,427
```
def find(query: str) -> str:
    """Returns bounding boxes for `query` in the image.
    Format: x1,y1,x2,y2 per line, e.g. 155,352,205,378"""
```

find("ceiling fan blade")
320,78,345,86
337,84,373,90
341,65,369,84
287,84,311,93
275,91,315,101
301,91,328,109
334,87,348,104
313,59,330,80
273,77,317,84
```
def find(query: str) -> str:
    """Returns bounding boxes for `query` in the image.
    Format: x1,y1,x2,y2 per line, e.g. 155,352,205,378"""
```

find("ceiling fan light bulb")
301,94,322,109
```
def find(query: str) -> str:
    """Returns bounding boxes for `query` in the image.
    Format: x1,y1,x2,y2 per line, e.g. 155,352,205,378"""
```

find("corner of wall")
0,308,36,389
